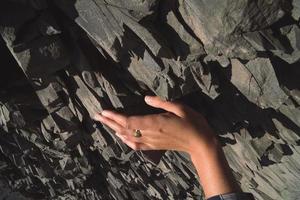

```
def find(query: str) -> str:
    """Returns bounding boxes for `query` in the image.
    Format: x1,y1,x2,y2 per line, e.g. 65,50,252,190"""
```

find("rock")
0,1,300,200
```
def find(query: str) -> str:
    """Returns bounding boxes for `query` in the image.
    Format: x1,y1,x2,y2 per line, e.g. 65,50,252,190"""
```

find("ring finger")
116,129,156,143
95,114,152,143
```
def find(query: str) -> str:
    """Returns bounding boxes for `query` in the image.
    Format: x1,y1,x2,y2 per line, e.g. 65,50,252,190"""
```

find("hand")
94,96,217,155
94,96,240,198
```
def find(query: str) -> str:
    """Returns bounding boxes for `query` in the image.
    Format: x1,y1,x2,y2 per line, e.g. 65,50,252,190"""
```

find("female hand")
94,96,242,198
93,96,217,155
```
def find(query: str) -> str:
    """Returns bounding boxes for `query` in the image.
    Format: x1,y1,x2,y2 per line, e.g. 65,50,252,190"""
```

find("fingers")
144,96,186,117
94,114,160,151
94,113,129,135
94,113,154,143
101,110,161,131
116,133,153,151
94,114,123,133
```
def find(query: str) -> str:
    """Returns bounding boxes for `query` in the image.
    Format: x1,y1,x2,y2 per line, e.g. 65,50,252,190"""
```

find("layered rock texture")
0,0,300,199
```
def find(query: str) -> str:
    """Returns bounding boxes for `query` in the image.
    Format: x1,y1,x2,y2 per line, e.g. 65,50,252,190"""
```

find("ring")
133,129,142,138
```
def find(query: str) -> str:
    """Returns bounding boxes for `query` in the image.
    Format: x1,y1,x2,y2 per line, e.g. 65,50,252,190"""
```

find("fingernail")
101,110,111,117
92,114,99,120
144,96,152,103
93,114,104,121
115,132,120,137
116,132,126,138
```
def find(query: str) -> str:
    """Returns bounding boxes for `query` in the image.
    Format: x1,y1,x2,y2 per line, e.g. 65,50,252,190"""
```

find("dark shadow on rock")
269,108,300,137
0,1,36,26
52,0,79,19
0,36,25,90
144,0,191,60
115,24,166,69
260,153,277,167
168,0,204,45
280,143,293,155
182,60,299,143
271,55,300,90
181,60,300,168
84,149,114,200
260,142,294,167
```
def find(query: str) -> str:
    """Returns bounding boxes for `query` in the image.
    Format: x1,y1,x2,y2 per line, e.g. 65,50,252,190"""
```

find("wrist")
188,133,220,158
188,136,240,197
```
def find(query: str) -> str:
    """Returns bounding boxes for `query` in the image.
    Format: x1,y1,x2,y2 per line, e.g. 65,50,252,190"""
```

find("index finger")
144,96,187,117
101,110,128,127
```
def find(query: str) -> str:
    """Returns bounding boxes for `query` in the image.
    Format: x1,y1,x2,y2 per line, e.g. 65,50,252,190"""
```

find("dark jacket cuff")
207,192,255,200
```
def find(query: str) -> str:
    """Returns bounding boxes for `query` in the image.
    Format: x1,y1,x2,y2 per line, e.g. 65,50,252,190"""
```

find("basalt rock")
0,1,300,200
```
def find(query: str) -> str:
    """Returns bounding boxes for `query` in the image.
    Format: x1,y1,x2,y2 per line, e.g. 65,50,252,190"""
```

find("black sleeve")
207,192,255,200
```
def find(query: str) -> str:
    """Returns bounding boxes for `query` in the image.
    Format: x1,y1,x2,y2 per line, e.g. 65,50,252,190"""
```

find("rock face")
0,0,300,199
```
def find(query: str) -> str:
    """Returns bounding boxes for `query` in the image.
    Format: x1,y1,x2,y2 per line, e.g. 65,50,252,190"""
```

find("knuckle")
119,129,127,135
160,112,171,118
158,113,171,123
153,115,165,128
150,116,162,129
175,104,188,117
176,104,186,113
124,117,130,129
114,125,122,132
126,117,136,129
155,114,165,122
148,115,157,124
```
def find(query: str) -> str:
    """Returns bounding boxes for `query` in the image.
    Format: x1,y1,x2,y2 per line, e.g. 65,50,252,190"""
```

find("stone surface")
0,1,300,200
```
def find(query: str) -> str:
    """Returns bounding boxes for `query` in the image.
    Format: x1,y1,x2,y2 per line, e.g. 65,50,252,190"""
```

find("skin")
94,96,241,198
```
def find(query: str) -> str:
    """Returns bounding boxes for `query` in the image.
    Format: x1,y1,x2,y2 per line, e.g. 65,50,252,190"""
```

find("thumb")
144,96,186,117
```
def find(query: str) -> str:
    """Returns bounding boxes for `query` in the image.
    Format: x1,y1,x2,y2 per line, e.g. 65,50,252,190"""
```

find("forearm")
189,137,240,199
